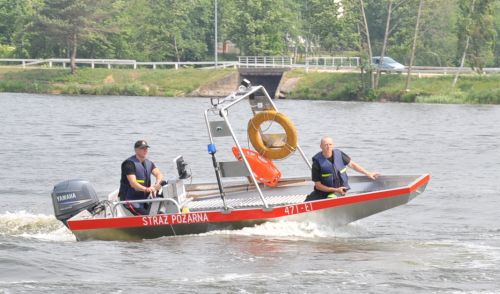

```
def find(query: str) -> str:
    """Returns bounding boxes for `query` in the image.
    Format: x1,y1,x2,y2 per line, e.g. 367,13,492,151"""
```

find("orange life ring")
232,147,282,187
247,110,298,160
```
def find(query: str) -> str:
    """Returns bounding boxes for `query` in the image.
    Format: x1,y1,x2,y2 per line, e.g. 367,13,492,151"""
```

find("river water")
0,92,499,293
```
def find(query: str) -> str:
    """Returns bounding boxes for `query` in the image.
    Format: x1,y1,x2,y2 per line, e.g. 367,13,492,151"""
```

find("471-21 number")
284,203,313,215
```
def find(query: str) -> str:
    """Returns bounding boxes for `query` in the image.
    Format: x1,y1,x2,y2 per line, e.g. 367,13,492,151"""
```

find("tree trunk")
375,0,393,89
70,33,77,75
359,0,374,89
453,0,476,87
405,0,424,91
174,35,180,62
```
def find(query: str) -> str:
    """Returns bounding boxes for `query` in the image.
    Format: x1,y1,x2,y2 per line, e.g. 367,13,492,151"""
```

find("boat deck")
184,175,423,212
185,179,311,211
187,192,308,211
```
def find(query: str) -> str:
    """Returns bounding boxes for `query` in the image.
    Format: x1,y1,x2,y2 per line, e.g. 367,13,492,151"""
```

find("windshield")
372,57,397,63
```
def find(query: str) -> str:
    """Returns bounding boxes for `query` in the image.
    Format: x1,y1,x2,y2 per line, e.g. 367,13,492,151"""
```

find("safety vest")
313,149,350,192
120,155,154,201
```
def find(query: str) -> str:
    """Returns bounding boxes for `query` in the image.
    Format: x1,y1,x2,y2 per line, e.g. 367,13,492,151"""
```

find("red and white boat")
51,81,430,241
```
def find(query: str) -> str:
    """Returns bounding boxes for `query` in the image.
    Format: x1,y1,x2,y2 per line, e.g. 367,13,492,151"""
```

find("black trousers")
304,190,328,202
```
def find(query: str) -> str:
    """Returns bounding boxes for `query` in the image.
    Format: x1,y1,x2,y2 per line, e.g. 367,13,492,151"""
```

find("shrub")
164,90,178,97
61,83,81,95
147,85,159,96
364,89,378,101
97,84,122,95
122,83,148,96
458,82,473,91
0,45,15,58
417,94,465,104
331,84,360,101
401,91,418,103
0,80,48,93
467,89,500,104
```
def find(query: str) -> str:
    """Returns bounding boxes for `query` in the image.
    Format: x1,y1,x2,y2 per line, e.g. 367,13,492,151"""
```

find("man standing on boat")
119,140,164,215
306,136,379,201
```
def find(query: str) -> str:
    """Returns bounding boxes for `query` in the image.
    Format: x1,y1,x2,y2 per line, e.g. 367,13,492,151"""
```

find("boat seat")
114,203,134,217
107,189,134,217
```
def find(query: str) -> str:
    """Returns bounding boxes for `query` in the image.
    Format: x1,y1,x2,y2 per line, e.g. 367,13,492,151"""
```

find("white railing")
306,56,360,68
2,58,498,74
0,56,358,70
238,56,294,68
0,58,41,67
0,58,238,70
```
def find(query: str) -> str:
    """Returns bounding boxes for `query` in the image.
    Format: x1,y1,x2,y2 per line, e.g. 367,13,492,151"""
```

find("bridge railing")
238,56,294,68
305,56,360,68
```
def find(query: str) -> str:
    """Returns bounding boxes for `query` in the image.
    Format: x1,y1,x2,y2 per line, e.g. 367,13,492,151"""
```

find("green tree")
494,0,500,66
362,0,420,63
226,0,299,55
0,0,42,57
4,0,492,69
417,0,458,66
456,0,496,72
405,0,424,91
370,0,414,88
218,1,239,57
119,0,212,62
0,0,18,44
29,0,113,73
357,0,375,88
303,0,359,54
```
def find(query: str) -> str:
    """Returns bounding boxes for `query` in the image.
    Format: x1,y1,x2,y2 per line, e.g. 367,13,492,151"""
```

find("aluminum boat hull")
67,174,430,241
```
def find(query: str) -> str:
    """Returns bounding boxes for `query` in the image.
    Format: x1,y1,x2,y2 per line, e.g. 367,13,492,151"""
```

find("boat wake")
0,211,75,242
200,220,370,239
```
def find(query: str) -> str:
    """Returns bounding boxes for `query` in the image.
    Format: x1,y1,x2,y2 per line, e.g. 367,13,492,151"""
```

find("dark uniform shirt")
121,160,156,182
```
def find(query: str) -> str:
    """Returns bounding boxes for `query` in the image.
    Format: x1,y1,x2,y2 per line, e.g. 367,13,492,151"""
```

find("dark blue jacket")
313,149,350,193
119,155,154,201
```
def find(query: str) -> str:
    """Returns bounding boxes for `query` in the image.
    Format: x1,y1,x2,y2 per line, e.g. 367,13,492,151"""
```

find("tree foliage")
28,0,113,73
456,0,497,72
225,0,299,56
0,0,498,68
301,0,359,54
417,1,458,67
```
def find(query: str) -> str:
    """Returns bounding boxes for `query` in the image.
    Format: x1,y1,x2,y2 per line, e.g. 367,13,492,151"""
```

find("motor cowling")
51,179,100,225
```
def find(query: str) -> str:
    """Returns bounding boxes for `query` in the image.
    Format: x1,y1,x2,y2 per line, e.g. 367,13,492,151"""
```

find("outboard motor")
51,179,100,226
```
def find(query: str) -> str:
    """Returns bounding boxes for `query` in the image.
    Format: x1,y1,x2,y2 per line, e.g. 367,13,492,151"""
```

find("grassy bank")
285,70,500,104
0,67,235,96
1,67,499,104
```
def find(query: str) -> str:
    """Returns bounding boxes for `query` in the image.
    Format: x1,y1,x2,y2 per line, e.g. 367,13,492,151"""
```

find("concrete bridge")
238,68,289,99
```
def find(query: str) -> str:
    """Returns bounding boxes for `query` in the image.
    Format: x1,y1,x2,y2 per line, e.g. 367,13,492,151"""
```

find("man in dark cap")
119,140,164,215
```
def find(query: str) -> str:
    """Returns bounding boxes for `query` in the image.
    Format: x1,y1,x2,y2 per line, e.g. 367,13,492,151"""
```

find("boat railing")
203,80,311,210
